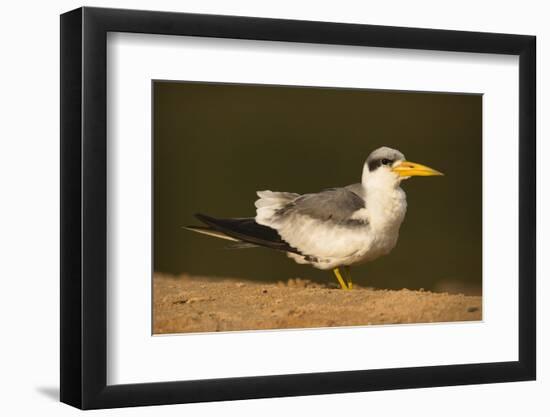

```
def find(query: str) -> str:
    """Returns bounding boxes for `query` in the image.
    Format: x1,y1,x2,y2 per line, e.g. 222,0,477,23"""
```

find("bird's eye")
381,159,392,165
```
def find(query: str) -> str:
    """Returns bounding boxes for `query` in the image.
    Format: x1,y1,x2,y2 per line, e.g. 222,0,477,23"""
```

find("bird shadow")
35,386,59,401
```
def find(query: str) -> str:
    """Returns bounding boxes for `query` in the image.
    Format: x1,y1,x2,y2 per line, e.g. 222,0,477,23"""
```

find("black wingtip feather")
194,213,301,255
194,213,217,225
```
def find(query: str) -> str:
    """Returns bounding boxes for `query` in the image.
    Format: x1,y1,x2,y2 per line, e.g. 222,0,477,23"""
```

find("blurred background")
154,81,482,295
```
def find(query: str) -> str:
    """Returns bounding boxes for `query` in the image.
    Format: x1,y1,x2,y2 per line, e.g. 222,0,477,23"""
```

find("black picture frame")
60,6,536,410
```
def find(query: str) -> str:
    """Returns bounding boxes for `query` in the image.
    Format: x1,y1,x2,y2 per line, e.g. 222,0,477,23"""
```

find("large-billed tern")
186,147,443,290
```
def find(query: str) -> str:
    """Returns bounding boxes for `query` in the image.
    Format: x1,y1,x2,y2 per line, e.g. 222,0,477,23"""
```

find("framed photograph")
60,6,536,409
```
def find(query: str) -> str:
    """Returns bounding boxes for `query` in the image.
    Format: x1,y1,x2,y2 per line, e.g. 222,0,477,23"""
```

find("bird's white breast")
284,187,407,270
354,186,407,263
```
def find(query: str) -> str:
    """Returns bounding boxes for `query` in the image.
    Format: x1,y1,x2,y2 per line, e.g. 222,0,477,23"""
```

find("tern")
186,147,443,290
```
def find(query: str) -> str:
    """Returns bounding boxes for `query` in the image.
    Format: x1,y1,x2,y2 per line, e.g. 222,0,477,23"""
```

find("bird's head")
362,147,443,187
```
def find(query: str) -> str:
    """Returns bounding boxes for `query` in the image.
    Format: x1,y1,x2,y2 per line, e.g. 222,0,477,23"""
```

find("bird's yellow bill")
392,161,444,177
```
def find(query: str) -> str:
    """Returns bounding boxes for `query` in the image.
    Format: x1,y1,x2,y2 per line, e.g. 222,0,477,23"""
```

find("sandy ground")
153,273,482,334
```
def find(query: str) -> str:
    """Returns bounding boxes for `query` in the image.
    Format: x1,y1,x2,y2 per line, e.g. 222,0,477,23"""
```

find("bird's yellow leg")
333,268,348,290
343,265,353,289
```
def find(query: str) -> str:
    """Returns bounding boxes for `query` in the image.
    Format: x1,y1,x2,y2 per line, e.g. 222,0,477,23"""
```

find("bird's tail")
183,225,257,249
185,213,300,254
183,225,240,242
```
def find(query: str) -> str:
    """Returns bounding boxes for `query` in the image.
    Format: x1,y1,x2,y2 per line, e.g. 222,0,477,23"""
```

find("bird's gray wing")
276,187,366,224
344,183,366,199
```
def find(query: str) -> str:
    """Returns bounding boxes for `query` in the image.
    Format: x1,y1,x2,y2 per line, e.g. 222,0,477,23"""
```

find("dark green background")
154,81,482,294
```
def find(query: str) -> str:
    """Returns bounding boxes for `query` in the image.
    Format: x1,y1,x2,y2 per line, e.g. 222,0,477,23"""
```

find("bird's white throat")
359,164,408,231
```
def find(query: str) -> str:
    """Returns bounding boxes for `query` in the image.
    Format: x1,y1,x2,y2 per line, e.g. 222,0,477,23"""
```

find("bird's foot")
332,268,348,290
